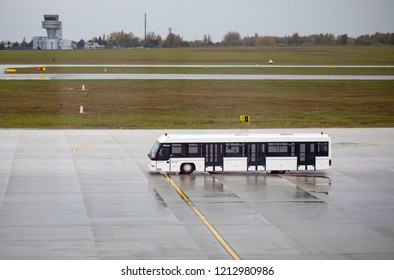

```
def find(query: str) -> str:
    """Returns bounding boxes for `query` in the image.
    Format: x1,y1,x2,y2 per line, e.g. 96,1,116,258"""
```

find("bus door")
204,143,224,171
247,143,266,170
297,143,316,170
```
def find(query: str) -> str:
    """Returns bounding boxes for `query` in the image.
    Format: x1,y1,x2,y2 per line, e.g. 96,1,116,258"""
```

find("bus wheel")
180,163,195,174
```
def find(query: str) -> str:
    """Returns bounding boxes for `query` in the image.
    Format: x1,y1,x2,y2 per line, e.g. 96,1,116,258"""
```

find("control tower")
42,15,62,40
33,14,72,50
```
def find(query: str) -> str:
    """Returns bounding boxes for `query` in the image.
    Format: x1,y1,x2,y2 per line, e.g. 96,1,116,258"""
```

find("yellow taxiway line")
163,173,241,260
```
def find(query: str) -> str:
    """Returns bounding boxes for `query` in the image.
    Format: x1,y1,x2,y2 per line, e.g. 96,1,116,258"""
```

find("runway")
1,64,393,80
2,73,394,80
0,128,393,259
2,64,393,69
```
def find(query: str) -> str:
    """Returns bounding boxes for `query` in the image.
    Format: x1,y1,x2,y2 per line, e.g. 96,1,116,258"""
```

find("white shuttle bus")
148,133,331,174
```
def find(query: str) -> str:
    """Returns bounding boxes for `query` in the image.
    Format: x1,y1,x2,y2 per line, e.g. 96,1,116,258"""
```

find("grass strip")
1,79,393,128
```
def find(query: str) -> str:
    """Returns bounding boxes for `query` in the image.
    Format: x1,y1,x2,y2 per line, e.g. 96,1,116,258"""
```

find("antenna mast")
144,13,147,40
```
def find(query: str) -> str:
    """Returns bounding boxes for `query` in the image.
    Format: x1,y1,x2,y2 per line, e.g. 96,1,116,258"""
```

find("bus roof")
157,133,330,144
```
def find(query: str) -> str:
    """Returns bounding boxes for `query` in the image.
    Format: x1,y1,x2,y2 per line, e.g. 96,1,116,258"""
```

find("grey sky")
1,0,393,42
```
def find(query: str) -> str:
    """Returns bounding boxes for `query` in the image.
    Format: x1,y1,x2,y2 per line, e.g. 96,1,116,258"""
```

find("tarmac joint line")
163,173,241,260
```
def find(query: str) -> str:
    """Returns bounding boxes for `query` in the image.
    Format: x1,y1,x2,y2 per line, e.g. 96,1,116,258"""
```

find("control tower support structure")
42,15,63,39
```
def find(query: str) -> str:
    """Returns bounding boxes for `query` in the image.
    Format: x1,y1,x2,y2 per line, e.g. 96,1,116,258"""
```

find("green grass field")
2,46,394,65
1,46,393,129
1,80,393,129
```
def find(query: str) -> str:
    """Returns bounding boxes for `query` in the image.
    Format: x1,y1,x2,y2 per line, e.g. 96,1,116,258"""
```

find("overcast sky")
1,0,393,42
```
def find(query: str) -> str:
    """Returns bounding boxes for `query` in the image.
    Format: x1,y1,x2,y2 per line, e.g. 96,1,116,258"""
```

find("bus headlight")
148,162,156,171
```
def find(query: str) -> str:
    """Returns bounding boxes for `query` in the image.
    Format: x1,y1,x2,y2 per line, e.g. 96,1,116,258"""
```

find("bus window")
171,144,184,157
299,143,306,162
249,143,257,162
259,143,266,158
148,141,161,159
266,143,295,157
317,142,329,156
188,144,200,157
225,143,245,157
268,143,291,156
157,144,170,160
290,143,295,156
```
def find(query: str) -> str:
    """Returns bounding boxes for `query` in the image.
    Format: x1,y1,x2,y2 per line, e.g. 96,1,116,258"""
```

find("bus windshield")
148,141,161,159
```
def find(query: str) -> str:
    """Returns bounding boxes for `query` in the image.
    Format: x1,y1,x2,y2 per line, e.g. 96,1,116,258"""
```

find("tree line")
1,31,394,50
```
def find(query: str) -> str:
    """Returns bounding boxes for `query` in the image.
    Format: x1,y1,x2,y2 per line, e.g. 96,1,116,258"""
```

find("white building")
84,42,106,50
33,15,72,50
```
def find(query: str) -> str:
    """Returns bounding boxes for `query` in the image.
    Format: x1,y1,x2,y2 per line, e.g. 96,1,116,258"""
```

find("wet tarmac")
0,128,393,259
